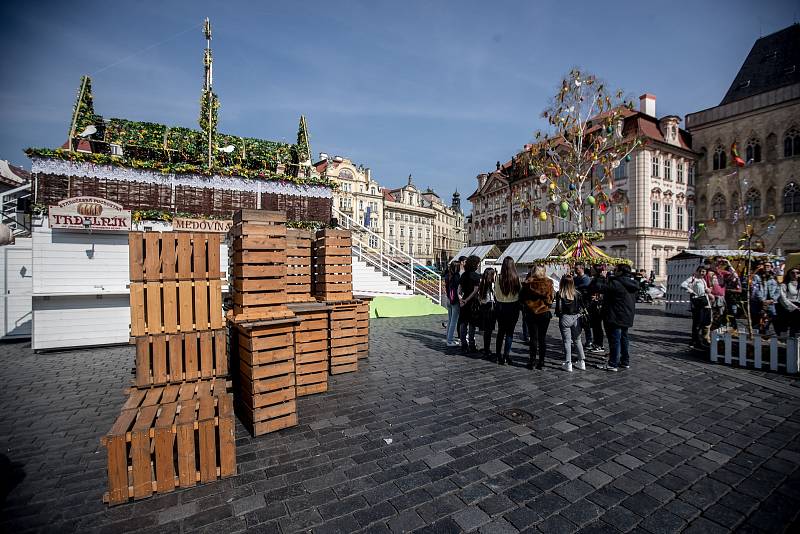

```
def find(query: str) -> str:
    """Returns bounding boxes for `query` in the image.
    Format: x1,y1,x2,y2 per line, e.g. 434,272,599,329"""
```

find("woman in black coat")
594,263,638,371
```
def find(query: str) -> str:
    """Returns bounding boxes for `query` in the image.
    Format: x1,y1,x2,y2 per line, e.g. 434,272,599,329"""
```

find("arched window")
785,128,800,157
746,138,762,163
713,146,727,170
745,188,761,217
784,181,800,213
711,193,727,219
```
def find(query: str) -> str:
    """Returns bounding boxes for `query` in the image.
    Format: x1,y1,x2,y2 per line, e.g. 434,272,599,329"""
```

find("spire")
407,173,413,185
200,17,218,168
296,115,311,165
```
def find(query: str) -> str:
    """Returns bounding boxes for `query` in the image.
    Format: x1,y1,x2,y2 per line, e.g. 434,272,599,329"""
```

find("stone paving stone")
2,310,800,534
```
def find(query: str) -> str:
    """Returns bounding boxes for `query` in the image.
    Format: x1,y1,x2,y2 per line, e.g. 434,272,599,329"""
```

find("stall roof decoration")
535,235,632,266
667,249,774,261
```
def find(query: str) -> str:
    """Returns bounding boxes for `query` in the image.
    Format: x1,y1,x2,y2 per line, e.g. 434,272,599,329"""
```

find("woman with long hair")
458,255,482,352
493,257,521,365
444,261,462,346
519,265,554,369
555,274,586,372
478,267,497,357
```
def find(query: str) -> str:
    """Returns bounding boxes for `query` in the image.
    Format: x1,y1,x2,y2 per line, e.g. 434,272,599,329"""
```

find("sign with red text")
173,217,233,233
48,197,132,231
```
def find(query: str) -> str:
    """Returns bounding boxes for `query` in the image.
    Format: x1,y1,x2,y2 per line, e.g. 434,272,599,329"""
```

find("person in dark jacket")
444,260,463,346
519,265,555,370
586,266,607,354
458,255,482,352
594,263,638,371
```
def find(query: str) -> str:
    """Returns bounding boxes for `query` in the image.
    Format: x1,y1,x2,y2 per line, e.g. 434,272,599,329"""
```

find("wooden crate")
129,232,222,282
313,229,353,302
229,210,293,321
356,299,370,360
101,379,235,506
133,329,228,388
233,320,299,436
286,228,313,302
329,302,359,374
130,280,224,337
290,303,330,396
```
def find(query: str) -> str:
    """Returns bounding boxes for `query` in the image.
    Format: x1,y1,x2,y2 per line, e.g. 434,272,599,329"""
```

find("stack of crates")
285,228,314,302
229,210,293,321
355,298,371,360
328,302,360,374
312,228,353,302
289,302,331,396
101,232,235,506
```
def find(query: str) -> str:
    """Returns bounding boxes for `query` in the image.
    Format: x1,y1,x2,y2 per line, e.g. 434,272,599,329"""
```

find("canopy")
450,244,500,263
516,239,561,265
537,236,630,266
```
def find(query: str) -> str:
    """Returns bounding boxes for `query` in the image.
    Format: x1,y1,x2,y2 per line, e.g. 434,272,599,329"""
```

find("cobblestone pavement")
1,305,799,533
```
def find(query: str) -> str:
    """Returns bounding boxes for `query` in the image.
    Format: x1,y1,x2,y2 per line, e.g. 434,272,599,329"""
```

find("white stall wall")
31,222,228,351
665,258,701,317
1,238,32,339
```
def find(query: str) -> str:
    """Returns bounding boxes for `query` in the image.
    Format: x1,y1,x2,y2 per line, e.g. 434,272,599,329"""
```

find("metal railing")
332,207,442,305
1,183,32,237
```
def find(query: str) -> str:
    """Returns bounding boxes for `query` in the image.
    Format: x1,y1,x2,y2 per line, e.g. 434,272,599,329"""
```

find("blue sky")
1,0,795,208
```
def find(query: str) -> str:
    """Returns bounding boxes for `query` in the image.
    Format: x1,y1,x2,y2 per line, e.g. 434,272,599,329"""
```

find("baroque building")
383,175,435,265
686,24,800,254
468,94,697,279
422,188,465,267
315,156,383,240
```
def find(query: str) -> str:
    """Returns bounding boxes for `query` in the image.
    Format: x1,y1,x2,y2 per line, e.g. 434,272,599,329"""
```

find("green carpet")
369,296,447,318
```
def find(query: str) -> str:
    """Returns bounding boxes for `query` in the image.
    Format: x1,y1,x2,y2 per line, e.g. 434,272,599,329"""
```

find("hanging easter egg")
587,195,596,205
611,160,620,169
569,183,576,190
539,174,547,184
698,223,706,229
599,215,605,223
549,182,556,190
560,200,569,211
539,211,548,221
599,202,608,214
606,126,613,134
625,154,631,162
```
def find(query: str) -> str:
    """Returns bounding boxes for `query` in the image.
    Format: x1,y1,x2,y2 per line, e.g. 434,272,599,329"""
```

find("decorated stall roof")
450,244,500,262
515,239,561,265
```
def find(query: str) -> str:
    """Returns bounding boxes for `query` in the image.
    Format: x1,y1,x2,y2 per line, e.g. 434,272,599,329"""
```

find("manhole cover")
499,408,534,424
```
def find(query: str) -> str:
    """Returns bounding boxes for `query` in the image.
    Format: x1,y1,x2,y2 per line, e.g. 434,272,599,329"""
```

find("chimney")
639,94,656,117
365,167,371,181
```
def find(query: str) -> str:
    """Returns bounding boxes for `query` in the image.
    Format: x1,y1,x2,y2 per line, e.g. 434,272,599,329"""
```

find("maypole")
200,17,218,169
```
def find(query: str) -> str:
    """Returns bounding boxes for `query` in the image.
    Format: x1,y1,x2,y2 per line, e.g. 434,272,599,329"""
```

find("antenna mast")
203,17,214,167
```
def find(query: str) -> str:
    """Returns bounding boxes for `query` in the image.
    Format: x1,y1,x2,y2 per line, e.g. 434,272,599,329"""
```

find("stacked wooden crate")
228,210,299,436
101,232,234,506
229,210,293,321
329,301,360,374
285,228,314,302
355,298,371,360
312,228,353,302
289,302,331,396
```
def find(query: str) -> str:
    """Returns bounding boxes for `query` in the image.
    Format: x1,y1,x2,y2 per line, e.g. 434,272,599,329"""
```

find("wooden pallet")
229,210,292,320
313,229,354,302
290,303,330,396
232,320,298,436
130,280,224,337
133,329,228,388
329,303,359,374
101,379,235,506
286,228,313,302
129,232,222,282
355,299,370,360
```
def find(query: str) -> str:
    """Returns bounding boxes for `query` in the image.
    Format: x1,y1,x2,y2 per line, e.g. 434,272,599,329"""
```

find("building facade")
383,175,435,265
687,24,800,254
422,189,465,266
316,157,383,239
468,95,698,279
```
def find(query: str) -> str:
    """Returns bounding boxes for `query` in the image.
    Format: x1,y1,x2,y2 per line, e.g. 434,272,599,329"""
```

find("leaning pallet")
288,302,331,396
133,329,228,388
328,301,359,374
229,210,293,321
232,318,299,436
101,379,235,506
355,298,371,360
312,228,353,302
285,228,314,302
129,232,222,282
130,280,224,337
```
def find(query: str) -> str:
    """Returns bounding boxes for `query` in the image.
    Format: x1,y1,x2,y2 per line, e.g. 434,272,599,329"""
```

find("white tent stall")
665,249,770,317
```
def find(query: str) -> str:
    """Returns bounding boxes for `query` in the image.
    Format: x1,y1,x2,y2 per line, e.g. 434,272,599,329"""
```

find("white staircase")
1,183,32,237
332,207,442,305
352,257,414,298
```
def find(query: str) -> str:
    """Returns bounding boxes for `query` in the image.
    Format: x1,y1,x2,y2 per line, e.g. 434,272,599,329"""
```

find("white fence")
710,329,799,374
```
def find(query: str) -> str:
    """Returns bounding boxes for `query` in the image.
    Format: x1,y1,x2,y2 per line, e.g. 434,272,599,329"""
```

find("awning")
497,240,535,263
517,239,560,264
450,244,501,263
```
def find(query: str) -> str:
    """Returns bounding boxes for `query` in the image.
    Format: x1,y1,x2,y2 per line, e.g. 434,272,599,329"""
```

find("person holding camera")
682,265,713,348
594,263,639,371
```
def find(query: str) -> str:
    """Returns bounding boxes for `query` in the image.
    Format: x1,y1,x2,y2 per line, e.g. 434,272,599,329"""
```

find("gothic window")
784,181,800,213
784,128,800,157
711,193,727,219
745,188,761,217
746,138,762,163
713,146,726,170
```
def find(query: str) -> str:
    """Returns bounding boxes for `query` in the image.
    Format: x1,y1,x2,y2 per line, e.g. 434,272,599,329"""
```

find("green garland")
70,76,101,139
557,231,605,244
531,255,632,266
199,89,219,138
26,148,337,188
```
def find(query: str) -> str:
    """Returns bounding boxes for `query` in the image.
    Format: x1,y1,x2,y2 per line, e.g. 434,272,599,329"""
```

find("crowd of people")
681,258,800,348
443,255,639,372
